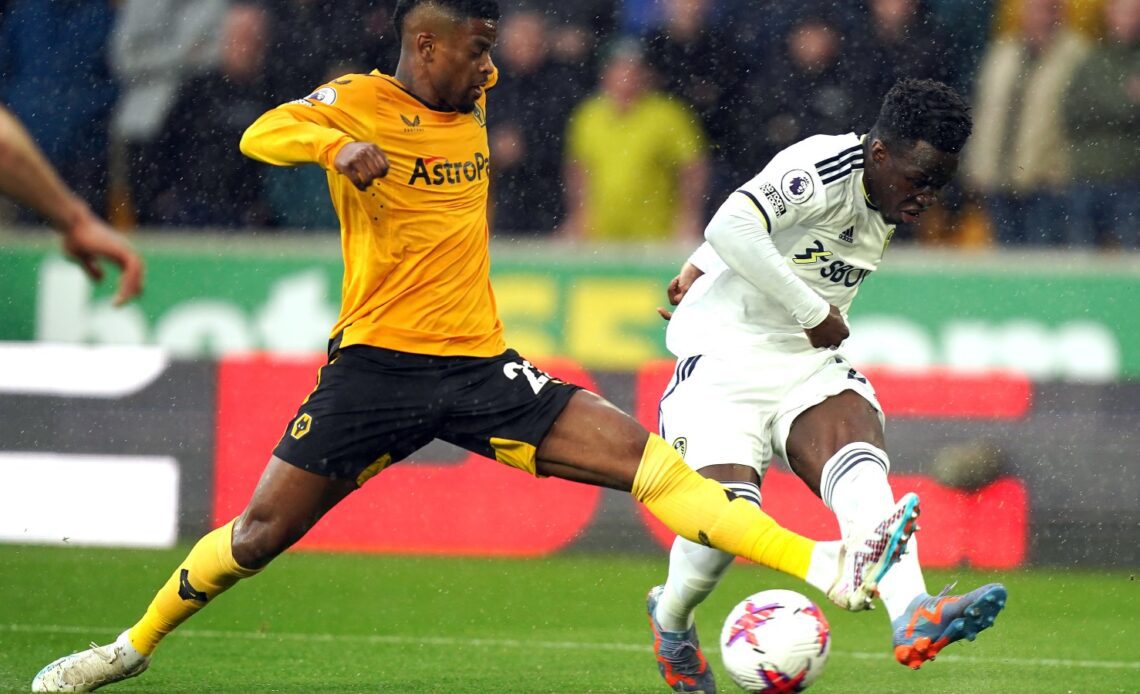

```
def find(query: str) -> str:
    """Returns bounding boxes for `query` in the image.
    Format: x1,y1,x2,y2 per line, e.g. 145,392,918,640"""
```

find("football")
720,589,831,693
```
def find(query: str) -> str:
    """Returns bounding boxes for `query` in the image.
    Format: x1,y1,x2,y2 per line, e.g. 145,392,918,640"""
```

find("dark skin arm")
805,306,849,349
334,141,391,190
655,261,704,320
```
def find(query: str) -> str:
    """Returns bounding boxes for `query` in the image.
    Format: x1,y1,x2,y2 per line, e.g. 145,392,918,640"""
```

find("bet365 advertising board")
2,234,1138,380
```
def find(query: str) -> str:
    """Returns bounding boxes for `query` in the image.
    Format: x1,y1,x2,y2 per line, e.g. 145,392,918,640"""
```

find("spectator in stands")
646,0,747,195
730,12,860,172
111,0,228,226
992,0,1107,38
151,3,277,228
925,0,998,94
490,10,585,235
0,1,117,216
262,0,393,101
496,0,616,83
849,0,957,130
257,0,392,231
961,0,1090,245
620,0,661,34
560,38,709,243
1063,0,1140,248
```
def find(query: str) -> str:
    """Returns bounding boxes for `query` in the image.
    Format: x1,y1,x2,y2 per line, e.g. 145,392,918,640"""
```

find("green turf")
1,545,1136,693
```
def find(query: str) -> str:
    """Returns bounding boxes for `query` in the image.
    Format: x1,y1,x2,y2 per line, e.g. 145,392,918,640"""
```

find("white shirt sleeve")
685,148,828,279
704,192,831,329
685,241,727,274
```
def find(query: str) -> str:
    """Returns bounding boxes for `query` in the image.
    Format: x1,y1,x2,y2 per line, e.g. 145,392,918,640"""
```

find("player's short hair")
872,78,972,154
393,0,501,41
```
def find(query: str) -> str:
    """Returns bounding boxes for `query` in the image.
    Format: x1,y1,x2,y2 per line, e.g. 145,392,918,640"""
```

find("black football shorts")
272,341,581,485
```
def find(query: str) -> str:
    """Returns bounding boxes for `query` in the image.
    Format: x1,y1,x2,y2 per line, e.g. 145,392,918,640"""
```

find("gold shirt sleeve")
240,75,375,170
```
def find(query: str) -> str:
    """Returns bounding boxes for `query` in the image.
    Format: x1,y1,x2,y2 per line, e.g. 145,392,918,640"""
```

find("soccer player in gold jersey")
32,2,918,691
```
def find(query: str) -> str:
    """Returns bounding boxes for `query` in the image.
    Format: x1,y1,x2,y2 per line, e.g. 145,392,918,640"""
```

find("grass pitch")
1,545,1136,693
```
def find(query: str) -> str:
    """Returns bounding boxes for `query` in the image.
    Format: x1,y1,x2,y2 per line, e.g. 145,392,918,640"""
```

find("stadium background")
3,234,1138,692
1,0,1138,691
2,233,1137,567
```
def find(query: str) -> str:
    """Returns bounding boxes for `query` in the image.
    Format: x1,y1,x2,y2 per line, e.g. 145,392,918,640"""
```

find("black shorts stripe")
658,355,702,439
657,360,685,437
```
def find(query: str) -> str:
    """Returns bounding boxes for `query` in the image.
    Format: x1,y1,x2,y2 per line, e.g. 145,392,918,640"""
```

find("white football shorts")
657,345,884,478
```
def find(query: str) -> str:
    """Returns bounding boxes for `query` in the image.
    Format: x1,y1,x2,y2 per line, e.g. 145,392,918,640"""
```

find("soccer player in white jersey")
646,79,1007,692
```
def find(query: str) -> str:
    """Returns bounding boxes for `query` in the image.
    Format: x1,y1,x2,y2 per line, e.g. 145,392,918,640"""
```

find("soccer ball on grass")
719,589,831,693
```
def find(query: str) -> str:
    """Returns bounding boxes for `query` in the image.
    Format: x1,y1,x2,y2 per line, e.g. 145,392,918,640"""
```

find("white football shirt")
667,133,896,357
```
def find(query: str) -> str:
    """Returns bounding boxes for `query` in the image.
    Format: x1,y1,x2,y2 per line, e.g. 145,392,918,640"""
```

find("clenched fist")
334,142,390,190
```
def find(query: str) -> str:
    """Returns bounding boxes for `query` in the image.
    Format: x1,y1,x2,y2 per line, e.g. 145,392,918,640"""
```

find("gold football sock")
632,434,813,579
127,519,261,655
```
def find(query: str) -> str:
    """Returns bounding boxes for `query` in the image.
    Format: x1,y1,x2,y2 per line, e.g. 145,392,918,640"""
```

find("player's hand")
804,305,849,349
656,276,684,320
334,142,390,190
61,212,145,306
657,262,705,321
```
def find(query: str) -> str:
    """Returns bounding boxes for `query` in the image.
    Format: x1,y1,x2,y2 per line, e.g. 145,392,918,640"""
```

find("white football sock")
655,537,735,632
804,540,842,595
819,442,926,619
654,482,759,632
878,537,927,621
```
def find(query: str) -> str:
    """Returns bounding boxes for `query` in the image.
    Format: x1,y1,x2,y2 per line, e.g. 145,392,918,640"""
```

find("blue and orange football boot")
892,582,1007,669
646,585,716,693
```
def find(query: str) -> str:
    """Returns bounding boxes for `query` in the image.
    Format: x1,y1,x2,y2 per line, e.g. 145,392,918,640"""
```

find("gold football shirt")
241,70,505,357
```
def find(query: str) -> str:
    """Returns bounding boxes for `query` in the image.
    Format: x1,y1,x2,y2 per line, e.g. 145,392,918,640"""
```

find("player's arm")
704,193,848,348
656,243,718,320
240,82,389,190
0,105,143,305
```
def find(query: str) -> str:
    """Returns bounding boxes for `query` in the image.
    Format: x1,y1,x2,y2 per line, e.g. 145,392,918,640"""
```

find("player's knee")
231,514,305,570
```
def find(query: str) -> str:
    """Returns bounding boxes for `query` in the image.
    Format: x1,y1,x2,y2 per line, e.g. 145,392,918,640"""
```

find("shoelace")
931,581,958,602
660,635,703,674
90,643,117,664
59,643,119,685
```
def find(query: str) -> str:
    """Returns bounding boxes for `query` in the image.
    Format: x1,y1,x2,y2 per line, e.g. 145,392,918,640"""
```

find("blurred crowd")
0,0,1135,248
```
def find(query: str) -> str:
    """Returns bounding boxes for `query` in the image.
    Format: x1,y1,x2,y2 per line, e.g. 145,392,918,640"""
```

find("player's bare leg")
539,390,916,693
537,391,817,573
229,456,359,569
784,389,1005,667
786,390,925,609
32,457,356,692
785,390,924,613
536,390,912,600
784,390,885,494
